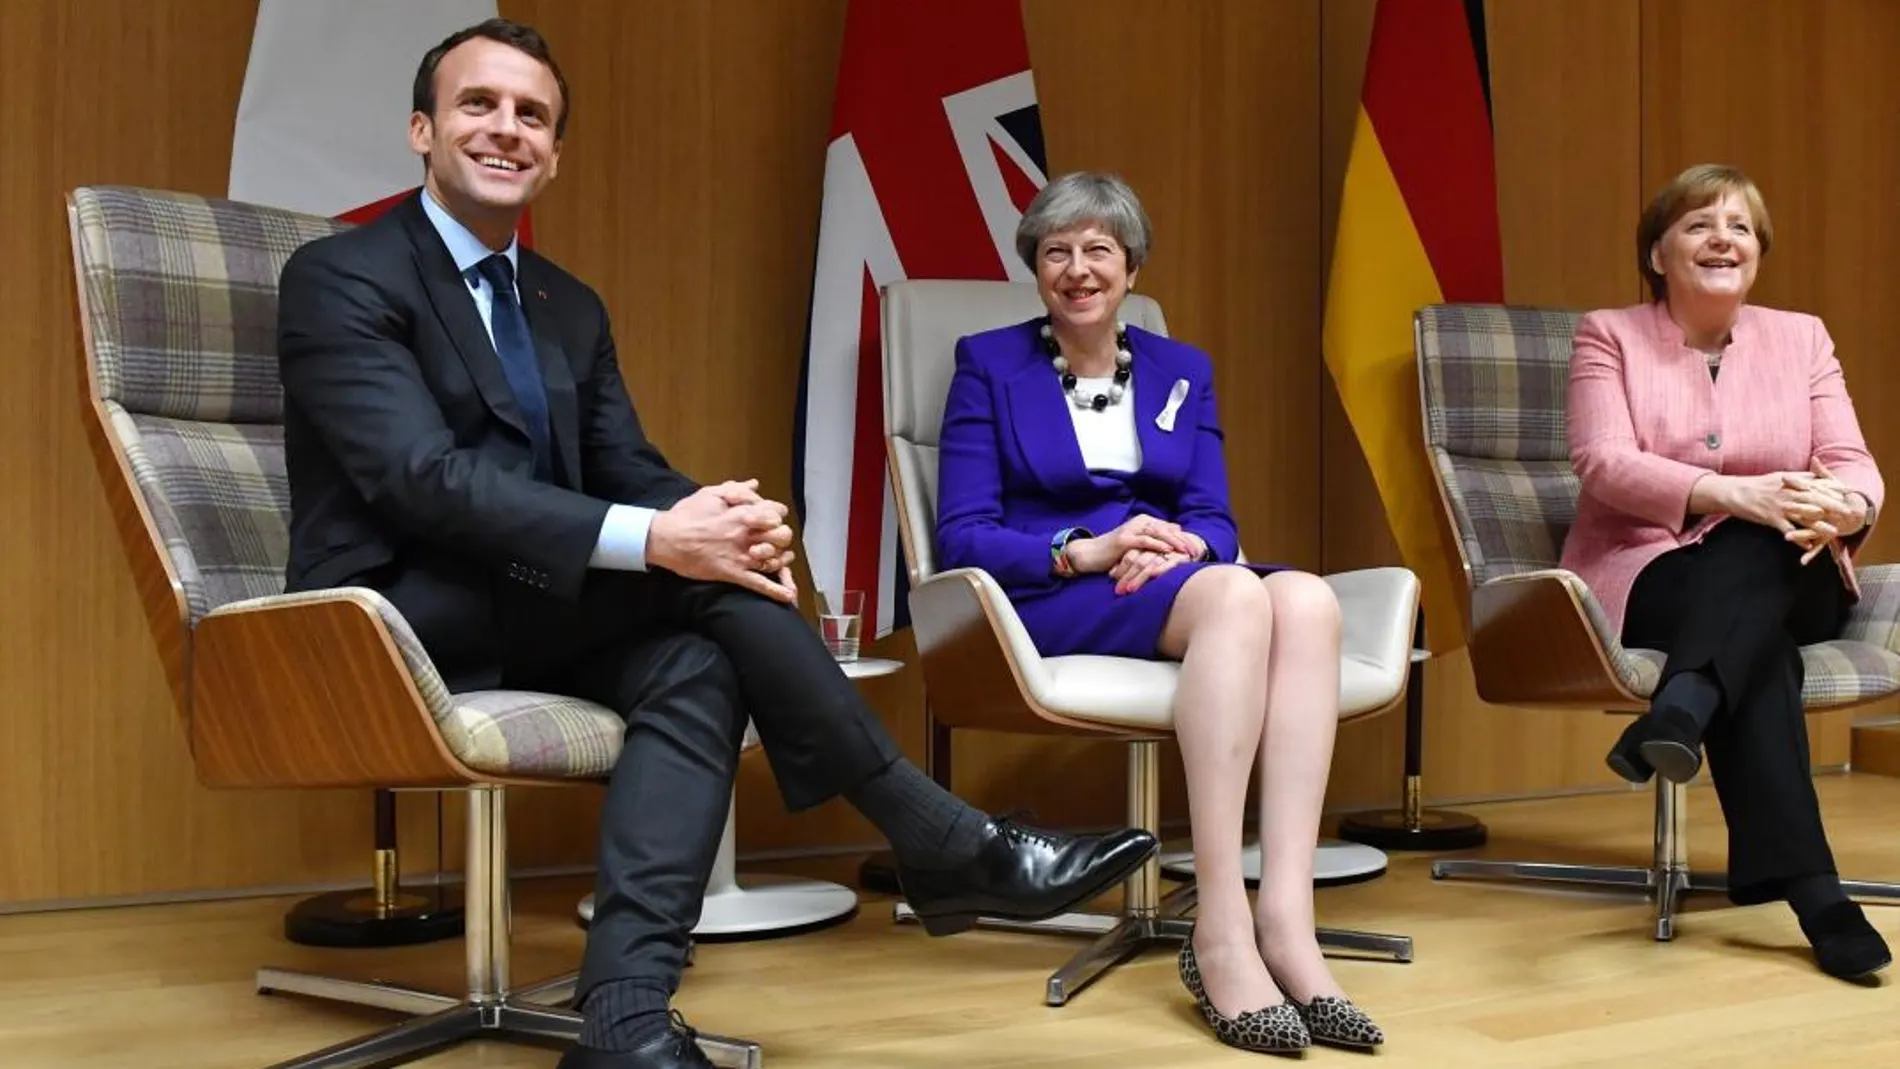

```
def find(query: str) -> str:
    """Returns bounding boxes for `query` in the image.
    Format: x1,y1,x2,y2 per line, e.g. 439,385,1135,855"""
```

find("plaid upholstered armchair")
1414,303,1900,939
66,186,761,1069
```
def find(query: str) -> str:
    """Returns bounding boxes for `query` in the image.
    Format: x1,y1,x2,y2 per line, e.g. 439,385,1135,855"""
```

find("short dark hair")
412,18,569,138
1636,163,1771,301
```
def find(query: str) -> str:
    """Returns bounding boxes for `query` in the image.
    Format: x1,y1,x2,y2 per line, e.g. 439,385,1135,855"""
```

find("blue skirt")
1012,559,1290,659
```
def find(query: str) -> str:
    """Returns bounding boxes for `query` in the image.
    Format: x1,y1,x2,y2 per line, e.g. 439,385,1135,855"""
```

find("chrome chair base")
892,883,1199,1006
1428,779,1900,940
890,742,1414,1006
891,879,1414,1007
253,788,762,1069
1427,858,1723,940
253,969,761,1069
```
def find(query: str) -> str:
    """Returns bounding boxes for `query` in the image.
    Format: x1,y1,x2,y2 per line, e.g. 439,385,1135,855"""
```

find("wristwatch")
1190,533,1217,562
1050,526,1091,578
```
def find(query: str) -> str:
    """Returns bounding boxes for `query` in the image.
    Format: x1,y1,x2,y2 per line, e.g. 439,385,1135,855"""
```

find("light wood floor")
7,775,1900,1069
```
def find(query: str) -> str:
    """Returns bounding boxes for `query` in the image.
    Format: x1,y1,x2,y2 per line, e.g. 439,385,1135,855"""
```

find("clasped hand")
1062,515,1208,595
1725,459,1867,565
647,478,799,603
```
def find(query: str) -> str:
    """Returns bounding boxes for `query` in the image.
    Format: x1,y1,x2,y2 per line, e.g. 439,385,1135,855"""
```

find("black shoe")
558,1011,713,1069
1800,900,1893,981
895,816,1157,936
1605,710,1704,784
1636,707,1704,783
1605,716,1655,783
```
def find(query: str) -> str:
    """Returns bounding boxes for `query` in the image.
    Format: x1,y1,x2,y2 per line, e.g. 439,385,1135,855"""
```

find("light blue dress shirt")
418,189,656,571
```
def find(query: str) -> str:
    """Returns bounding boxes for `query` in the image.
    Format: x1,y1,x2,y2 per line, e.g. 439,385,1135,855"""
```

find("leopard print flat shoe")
1177,936,1310,1056
1283,990,1384,1051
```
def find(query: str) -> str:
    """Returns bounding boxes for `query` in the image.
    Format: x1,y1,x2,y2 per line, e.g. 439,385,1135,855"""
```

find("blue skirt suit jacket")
934,318,1284,658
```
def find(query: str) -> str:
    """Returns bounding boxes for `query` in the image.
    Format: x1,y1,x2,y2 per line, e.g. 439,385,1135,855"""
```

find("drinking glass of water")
820,589,864,663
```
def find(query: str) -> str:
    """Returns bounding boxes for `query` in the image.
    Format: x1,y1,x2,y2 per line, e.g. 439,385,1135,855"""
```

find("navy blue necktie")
474,254,552,481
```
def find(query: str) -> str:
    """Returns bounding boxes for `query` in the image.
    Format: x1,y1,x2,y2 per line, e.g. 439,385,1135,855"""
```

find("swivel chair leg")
255,788,765,1069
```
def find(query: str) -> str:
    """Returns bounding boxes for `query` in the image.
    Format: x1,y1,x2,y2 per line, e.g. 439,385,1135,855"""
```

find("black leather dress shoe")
1800,900,1893,981
895,816,1158,936
557,1013,712,1069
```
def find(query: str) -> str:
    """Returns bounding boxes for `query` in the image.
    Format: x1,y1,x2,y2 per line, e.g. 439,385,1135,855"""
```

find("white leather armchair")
879,279,1420,1006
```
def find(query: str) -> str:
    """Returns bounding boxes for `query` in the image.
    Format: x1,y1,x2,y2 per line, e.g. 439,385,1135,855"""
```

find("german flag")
1322,0,1502,653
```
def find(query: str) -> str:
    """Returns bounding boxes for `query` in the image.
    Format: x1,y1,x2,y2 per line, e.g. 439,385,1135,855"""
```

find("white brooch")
1156,378,1191,431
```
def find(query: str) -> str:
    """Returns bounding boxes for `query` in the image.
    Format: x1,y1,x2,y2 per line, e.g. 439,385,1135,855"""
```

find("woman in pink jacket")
1560,163,1889,980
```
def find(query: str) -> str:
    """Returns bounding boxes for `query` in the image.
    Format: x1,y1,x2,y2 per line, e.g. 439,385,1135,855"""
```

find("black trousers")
493,570,903,1002
1621,520,1851,904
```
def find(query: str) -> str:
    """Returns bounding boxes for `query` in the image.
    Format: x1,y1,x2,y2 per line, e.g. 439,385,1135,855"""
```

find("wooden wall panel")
1319,0,1858,809
1643,0,1900,562
481,0,863,872
1640,0,1900,746
0,0,447,905
7,0,1899,907
944,0,1325,831
1,0,1328,903
1412,0,1654,801
1320,0,1648,808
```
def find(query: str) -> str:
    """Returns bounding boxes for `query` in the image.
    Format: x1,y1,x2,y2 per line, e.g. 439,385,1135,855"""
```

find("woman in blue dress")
935,172,1381,1055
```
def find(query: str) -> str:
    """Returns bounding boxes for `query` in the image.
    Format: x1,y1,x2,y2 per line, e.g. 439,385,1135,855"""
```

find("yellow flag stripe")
1322,107,1469,651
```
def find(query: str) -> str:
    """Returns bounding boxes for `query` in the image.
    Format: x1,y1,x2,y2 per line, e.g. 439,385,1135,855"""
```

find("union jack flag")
794,0,1048,638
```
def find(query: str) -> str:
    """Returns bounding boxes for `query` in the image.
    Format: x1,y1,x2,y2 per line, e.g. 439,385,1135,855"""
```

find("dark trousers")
1621,520,1851,904
493,570,903,1002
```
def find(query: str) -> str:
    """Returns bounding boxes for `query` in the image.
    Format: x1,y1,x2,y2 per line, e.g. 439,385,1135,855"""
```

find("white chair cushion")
947,566,1420,733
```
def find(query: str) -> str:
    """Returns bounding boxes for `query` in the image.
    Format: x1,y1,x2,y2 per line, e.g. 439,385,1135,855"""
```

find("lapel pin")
1156,378,1191,431
537,288,548,300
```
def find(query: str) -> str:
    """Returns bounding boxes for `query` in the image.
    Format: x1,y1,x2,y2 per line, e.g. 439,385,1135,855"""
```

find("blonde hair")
1636,164,1773,301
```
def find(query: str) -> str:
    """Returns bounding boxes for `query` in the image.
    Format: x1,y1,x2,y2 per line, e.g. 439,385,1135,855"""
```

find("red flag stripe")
834,0,1032,282
336,188,419,225
992,136,1042,215
844,268,889,605
1361,0,1503,302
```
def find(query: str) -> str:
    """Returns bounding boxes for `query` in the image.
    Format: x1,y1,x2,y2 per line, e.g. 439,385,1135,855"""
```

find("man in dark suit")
275,17,1156,1069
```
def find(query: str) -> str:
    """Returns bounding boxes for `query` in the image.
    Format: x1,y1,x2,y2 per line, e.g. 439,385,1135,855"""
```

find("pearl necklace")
1040,320,1132,411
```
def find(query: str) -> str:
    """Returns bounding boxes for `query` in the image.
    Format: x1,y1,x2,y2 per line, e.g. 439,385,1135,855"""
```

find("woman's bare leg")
1250,570,1347,1001
1156,565,1279,1014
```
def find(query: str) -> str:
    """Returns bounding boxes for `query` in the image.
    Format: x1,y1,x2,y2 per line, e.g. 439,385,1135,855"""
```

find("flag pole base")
1335,809,1488,852
284,789,464,947
1334,616,1488,852
1335,775,1488,852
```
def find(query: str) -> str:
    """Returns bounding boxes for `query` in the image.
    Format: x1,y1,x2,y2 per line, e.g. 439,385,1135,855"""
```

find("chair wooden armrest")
908,567,1149,737
191,590,481,789
1469,569,1645,710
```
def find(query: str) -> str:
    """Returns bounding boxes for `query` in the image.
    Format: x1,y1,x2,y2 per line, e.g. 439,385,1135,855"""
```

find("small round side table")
577,656,904,940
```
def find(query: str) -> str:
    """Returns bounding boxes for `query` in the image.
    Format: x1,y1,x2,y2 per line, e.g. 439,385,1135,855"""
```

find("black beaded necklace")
1040,319,1132,411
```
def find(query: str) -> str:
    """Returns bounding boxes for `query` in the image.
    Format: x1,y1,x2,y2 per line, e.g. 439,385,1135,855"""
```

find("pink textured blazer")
1559,300,1884,637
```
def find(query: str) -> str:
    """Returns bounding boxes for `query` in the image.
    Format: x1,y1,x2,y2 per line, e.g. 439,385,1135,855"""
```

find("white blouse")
1067,377,1141,473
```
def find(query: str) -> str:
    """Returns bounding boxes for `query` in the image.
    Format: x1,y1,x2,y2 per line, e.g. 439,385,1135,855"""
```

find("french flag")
794,0,1049,639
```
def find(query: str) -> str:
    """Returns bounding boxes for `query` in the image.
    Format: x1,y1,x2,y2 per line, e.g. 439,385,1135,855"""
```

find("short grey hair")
1014,171,1152,272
